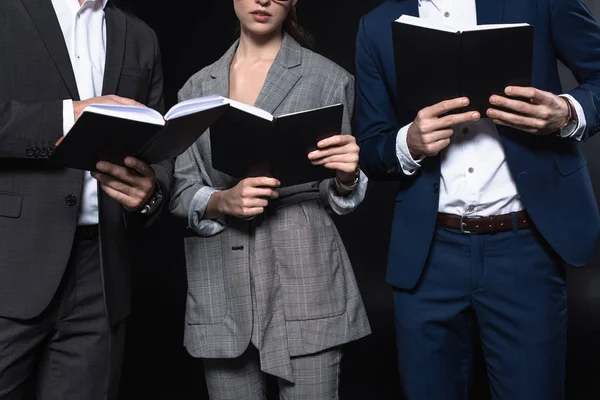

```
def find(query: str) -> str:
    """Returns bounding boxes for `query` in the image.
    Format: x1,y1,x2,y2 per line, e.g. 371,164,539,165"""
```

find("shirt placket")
460,122,480,216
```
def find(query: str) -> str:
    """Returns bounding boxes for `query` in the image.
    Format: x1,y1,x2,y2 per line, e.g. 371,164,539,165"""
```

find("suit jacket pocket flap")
0,192,22,218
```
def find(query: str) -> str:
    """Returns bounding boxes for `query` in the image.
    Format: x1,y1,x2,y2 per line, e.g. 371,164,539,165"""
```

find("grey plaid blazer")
170,34,371,383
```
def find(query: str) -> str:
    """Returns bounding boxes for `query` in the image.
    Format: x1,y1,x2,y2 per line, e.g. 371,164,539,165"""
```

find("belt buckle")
460,214,481,234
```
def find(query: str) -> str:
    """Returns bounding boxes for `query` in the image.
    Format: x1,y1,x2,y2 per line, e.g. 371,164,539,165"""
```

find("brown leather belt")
436,210,531,234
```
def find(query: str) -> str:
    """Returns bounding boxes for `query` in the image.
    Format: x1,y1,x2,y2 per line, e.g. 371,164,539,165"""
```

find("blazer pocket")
118,66,151,103
274,225,347,321
553,144,588,176
0,192,22,218
184,235,227,325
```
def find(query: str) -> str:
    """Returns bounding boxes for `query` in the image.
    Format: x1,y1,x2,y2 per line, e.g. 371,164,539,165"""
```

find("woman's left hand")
308,134,359,184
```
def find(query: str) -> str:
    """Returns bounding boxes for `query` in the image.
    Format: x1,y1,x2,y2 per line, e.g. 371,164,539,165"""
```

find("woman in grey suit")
170,0,370,398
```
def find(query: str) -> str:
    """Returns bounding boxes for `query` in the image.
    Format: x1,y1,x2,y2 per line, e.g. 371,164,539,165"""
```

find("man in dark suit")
355,0,600,399
0,0,172,398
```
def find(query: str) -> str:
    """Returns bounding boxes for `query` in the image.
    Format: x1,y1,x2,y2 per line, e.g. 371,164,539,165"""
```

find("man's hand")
408,98,481,159
91,157,156,211
210,177,280,220
486,86,571,134
73,95,143,121
308,134,359,184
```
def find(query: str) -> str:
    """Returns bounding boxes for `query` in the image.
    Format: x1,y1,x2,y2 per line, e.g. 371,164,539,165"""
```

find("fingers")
431,111,480,131
124,157,155,178
311,152,359,166
316,134,355,149
92,172,154,202
243,177,281,188
504,86,552,105
98,184,139,209
486,108,545,131
96,181,149,210
94,160,156,208
422,97,469,119
104,95,144,107
96,161,147,186
489,94,539,117
309,146,359,163
245,187,279,200
237,207,266,218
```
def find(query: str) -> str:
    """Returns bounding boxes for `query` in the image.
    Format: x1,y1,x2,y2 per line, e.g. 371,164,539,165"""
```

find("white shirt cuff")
62,99,75,136
396,123,423,175
189,187,227,237
323,172,368,216
559,94,587,141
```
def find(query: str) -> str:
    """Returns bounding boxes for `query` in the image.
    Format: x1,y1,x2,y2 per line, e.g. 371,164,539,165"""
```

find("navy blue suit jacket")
355,0,600,290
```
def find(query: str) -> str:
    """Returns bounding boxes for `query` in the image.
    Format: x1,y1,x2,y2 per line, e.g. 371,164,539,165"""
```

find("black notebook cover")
48,104,228,171
210,104,343,186
392,21,534,115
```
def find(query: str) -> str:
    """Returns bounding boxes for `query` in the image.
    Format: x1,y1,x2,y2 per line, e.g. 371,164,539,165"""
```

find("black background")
118,0,600,398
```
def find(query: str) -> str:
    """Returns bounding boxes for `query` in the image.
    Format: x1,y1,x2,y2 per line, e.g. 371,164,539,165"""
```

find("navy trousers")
393,224,567,400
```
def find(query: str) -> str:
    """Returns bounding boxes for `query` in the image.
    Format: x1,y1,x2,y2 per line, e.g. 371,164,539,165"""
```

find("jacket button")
433,183,439,194
33,149,40,157
26,148,34,157
40,148,48,157
65,195,78,207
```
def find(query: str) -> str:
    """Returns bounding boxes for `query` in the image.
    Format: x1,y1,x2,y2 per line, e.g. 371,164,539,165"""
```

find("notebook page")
224,98,274,121
83,104,164,125
466,23,530,32
395,14,457,33
165,95,226,120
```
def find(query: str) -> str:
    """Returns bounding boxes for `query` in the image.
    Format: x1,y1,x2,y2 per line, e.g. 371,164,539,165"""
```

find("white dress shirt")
396,0,587,217
51,0,108,225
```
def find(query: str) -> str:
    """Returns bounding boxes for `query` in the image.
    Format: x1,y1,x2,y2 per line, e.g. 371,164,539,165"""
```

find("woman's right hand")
211,177,280,219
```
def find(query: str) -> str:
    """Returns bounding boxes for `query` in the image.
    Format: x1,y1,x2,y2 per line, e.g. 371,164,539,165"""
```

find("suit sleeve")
551,0,600,141
0,100,64,159
125,29,172,228
354,17,408,182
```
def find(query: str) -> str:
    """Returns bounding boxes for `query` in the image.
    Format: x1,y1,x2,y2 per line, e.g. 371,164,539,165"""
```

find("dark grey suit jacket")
0,0,172,324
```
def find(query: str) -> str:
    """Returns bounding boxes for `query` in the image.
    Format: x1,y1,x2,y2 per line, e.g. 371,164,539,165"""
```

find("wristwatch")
558,97,578,138
139,186,163,215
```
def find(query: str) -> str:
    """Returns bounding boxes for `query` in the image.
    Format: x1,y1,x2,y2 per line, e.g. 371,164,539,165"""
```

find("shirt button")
444,11,450,17
65,195,78,207
468,167,474,174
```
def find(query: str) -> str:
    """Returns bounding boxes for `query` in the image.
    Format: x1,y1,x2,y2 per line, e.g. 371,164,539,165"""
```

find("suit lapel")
476,0,505,25
403,0,420,18
20,0,80,100
102,3,126,95
254,33,302,115
207,40,239,99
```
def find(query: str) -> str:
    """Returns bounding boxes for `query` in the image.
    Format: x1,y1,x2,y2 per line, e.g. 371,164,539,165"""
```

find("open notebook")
392,15,534,114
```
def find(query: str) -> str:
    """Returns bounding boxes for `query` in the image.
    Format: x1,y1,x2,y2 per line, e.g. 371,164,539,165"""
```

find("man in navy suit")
355,0,600,398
